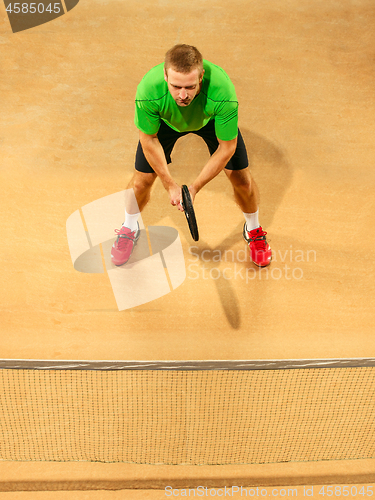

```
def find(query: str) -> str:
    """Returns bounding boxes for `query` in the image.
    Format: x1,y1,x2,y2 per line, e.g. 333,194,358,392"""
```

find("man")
111,44,271,268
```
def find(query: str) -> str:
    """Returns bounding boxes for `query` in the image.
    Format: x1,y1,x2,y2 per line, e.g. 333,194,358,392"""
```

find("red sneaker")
111,224,140,266
243,224,272,267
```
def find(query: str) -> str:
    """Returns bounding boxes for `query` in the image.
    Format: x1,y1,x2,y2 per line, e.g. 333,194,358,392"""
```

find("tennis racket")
181,185,199,241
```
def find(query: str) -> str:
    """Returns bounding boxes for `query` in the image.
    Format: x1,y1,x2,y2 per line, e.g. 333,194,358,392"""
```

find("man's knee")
130,172,157,192
227,168,252,191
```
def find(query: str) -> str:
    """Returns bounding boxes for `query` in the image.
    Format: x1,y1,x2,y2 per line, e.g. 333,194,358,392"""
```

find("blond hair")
164,44,203,75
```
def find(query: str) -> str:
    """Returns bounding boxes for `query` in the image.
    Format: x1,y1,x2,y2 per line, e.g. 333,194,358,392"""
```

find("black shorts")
135,119,249,173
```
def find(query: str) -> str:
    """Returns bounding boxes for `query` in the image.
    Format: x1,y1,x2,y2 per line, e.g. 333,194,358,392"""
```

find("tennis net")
0,358,374,465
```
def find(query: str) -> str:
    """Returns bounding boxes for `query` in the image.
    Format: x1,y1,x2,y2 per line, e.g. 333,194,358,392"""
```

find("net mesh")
0,366,374,465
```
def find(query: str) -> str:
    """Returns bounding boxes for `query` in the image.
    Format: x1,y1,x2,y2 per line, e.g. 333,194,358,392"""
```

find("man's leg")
223,135,271,267
224,167,259,214
225,167,271,267
112,123,183,266
195,122,271,266
111,172,157,267
126,171,157,214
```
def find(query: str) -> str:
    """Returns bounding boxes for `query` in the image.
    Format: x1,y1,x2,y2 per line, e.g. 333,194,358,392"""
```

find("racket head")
181,185,199,241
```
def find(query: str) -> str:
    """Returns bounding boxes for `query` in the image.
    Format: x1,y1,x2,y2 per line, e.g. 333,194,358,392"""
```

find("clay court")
1,0,375,497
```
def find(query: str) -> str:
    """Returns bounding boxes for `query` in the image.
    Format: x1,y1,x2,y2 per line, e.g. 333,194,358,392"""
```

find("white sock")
123,210,140,232
243,210,260,232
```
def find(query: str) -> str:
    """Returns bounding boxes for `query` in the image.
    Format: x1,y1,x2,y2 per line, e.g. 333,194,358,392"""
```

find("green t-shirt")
134,60,239,141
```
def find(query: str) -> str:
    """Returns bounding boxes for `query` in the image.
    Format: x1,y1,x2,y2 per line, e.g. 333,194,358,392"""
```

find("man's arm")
140,131,237,207
139,131,184,211
189,136,237,200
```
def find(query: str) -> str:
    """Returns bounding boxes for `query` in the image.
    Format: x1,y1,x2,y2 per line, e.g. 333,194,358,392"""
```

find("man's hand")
168,183,184,212
169,183,197,212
